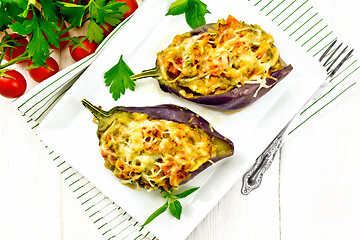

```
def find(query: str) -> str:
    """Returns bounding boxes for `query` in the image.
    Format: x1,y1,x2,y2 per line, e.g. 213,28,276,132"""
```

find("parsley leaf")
86,0,127,43
86,19,104,43
102,1,128,26
58,2,87,27
0,2,24,30
10,20,32,35
38,0,58,22
104,55,135,101
166,0,210,29
26,25,51,67
38,17,61,48
10,12,59,67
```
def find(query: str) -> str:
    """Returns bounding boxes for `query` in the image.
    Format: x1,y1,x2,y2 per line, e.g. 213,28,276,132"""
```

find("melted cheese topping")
99,111,216,191
157,15,283,98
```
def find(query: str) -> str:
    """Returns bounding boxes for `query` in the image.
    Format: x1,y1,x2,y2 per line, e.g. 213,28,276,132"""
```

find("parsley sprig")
142,187,200,227
58,0,128,43
103,0,212,101
104,55,135,101
1,0,128,69
166,0,211,29
10,6,60,68
0,1,28,30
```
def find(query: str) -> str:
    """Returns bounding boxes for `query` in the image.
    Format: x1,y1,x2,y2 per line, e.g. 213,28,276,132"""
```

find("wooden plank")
188,156,281,240
280,86,360,240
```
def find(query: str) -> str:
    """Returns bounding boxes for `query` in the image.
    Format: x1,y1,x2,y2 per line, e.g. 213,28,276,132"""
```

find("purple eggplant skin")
81,100,234,184
159,65,293,111
120,104,234,181
190,23,216,35
130,22,293,111
154,22,294,111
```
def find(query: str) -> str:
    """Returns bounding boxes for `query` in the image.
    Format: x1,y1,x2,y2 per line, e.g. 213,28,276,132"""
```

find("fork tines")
320,40,354,78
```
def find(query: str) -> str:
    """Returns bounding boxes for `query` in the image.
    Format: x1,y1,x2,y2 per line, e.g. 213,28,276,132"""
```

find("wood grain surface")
1,0,360,239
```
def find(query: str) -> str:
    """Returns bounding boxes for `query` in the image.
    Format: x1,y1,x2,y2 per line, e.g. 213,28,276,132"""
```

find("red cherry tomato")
100,22,114,38
0,70,27,98
2,33,28,63
116,0,138,20
28,57,60,83
69,37,98,62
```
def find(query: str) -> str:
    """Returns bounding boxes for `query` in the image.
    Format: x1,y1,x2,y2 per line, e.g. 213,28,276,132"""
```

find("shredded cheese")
99,111,217,191
157,15,283,98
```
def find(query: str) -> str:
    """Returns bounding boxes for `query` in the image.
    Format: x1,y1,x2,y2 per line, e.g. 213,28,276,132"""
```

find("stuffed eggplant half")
82,99,234,192
131,15,293,111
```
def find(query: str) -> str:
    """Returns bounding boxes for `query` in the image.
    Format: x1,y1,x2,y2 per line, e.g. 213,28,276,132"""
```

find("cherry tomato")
28,57,59,83
100,22,114,38
2,33,28,63
116,0,138,20
0,70,27,98
69,37,98,62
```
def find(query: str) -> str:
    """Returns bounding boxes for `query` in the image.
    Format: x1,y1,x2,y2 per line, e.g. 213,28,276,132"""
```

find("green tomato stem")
82,16,91,23
0,53,29,69
58,24,75,36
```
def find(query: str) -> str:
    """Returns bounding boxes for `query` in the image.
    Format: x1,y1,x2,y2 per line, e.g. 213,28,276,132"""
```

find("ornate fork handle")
241,75,327,196
241,42,353,195
241,122,288,195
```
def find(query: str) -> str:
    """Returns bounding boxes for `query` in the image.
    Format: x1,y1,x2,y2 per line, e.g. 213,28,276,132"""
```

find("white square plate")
37,0,326,239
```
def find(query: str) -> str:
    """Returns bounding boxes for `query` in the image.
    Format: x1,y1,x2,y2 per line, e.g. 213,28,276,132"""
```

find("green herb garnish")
58,0,128,43
104,54,135,101
10,10,59,67
1,0,128,69
166,0,211,29
142,187,200,227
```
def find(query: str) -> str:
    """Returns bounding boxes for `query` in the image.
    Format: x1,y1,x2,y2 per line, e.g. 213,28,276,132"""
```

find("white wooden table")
1,1,360,239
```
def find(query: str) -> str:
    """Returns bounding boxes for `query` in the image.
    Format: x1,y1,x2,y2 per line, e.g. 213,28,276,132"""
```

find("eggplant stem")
130,66,160,80
81,99,109,120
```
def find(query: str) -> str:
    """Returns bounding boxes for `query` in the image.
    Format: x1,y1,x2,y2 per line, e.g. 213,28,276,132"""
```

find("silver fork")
241,40,354,195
